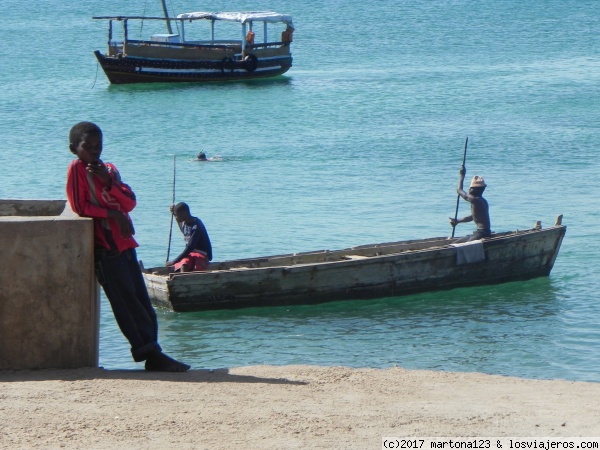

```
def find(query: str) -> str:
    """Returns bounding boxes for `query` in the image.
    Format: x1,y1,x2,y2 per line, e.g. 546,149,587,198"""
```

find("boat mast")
161,0,173,34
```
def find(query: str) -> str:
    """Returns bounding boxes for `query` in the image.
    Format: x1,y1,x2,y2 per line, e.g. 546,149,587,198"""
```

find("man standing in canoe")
449,166,491,242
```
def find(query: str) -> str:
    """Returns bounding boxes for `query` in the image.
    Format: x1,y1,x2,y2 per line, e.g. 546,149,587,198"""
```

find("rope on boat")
91,62,99,89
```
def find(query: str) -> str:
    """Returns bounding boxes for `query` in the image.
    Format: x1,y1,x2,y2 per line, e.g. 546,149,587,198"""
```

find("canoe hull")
143,225,566,312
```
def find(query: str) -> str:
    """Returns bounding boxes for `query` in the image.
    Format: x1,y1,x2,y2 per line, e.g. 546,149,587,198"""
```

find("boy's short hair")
174,202,190,215
69,122,102,153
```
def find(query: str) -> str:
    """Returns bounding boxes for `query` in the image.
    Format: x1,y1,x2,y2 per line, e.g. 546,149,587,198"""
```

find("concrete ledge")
0,199,99,370
0,199,68,217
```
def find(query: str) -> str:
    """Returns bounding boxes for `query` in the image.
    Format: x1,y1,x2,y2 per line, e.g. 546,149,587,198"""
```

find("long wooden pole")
166,154,176,262
451,137,468,238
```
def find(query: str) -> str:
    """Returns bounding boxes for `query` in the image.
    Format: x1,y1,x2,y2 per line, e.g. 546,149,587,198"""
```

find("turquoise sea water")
2,0,599,381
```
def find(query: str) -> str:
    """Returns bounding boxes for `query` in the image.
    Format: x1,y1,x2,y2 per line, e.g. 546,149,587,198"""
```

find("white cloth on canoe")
450,240,485,265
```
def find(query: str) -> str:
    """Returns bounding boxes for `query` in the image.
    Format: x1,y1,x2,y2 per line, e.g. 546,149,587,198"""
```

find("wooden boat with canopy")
93,9,294,84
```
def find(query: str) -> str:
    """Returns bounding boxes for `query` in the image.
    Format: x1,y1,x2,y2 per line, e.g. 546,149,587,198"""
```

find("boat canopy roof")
176,11,293,27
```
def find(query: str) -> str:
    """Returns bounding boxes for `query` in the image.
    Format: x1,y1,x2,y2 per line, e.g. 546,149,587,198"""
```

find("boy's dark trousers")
95,247,162,362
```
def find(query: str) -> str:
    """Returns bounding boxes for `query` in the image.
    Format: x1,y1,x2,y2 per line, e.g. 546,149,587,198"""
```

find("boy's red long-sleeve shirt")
66,159,138,253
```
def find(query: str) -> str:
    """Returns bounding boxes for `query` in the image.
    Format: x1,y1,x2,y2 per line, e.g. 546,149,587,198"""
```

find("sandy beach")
1,365,599,449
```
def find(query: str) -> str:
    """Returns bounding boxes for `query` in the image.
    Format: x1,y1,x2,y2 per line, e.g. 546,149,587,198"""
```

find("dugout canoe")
141,216,566,312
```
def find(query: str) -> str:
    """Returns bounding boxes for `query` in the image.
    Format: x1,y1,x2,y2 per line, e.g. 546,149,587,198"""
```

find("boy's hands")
86,160,111,186
108,210,135,238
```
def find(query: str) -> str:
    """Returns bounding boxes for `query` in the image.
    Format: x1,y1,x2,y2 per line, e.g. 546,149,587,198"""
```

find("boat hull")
142,225,566,312
94,50,292,84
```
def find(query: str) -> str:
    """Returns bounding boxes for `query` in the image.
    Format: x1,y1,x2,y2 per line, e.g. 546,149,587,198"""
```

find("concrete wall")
0,199,99,370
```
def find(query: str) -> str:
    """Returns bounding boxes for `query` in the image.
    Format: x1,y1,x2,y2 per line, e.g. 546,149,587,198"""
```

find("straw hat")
470,176,487,188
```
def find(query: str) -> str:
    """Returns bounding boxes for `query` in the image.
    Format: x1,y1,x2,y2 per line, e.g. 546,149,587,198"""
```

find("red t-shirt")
66,159,138,253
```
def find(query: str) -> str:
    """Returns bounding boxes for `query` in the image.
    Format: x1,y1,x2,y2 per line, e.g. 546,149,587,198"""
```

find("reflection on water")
101,276,600,382
105,76,292,93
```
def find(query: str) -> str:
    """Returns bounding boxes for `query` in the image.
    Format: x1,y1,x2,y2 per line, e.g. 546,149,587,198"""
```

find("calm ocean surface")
2,0,599,381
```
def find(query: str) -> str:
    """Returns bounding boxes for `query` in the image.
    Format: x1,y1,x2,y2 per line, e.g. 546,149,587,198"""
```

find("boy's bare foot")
145,351,190,372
